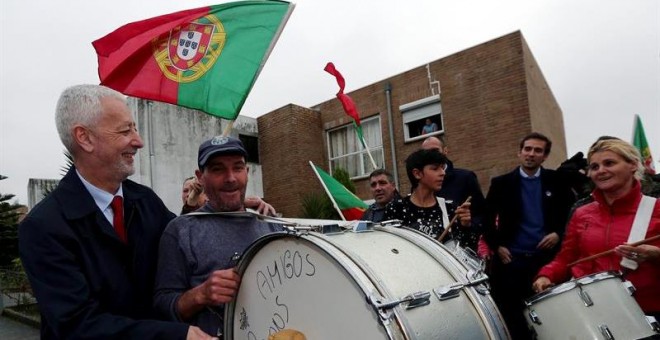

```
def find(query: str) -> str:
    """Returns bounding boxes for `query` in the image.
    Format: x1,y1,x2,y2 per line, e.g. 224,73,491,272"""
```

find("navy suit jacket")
436,160,486,249
19,168,188,339
484,167,575,254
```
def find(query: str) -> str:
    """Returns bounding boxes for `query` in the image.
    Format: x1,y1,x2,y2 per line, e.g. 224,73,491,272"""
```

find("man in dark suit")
484,132,575,340
422,136,486,251
19,85,214,339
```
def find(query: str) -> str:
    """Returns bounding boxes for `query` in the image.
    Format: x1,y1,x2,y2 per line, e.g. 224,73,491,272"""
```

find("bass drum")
224,225,509,339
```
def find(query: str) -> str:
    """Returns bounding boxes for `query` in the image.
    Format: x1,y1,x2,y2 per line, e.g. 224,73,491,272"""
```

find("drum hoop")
375,226,510,340
525,271,622,305
224,230,411,340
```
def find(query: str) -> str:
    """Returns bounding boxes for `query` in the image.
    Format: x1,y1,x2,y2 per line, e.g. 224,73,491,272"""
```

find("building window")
400,94,443,142
238,134,259,164
327,116,384,178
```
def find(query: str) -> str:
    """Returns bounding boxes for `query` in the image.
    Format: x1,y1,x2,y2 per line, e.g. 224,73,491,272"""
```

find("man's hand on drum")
198,269,241,305
532,276,553,294
176,268,240,321
455,202,471,227
497,246,512,264
615,244,660,264
245,196,277,216
536,232,559,250
186,326,218,340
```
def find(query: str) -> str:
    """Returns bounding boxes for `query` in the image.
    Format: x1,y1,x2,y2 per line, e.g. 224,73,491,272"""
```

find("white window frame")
326,116,384,178
400,94,444,142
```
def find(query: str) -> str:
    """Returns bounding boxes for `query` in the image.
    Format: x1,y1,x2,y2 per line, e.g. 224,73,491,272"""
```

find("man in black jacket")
19,85,214,339
484,132,575,339
422,136,486,251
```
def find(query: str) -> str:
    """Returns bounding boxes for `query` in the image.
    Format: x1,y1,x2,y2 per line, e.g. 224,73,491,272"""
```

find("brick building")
258,31,567,217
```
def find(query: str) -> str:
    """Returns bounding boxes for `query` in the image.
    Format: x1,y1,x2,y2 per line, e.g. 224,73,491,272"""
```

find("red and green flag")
93,0,294,120
324,62,366,147
309,161,368,221
632,114,656,174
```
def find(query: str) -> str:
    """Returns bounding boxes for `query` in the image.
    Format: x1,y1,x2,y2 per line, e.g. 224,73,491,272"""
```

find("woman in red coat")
532,138,660,316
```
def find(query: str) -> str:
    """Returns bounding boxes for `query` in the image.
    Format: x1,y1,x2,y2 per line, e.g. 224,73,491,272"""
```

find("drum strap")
435,196,451,234
621,195,656,270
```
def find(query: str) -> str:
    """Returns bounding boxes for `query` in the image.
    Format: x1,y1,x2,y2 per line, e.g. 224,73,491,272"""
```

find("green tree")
0,175,23,267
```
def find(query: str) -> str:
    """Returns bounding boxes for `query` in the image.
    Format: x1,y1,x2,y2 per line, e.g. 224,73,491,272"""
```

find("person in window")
385,148,471,242
533,138,660,319
421,118,438,135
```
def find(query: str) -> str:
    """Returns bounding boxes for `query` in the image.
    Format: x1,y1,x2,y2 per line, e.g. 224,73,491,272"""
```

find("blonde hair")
587,139,643,180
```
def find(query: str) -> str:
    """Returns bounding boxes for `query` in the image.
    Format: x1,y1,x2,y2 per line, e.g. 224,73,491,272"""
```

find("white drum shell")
225,226,509,339
525,272,657,339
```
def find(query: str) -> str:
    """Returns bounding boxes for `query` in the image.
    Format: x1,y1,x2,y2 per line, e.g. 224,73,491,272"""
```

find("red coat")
537,180,660,313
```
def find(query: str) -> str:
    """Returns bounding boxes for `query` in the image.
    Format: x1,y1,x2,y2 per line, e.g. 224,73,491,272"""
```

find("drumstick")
567,234,660,267
437,196,472,243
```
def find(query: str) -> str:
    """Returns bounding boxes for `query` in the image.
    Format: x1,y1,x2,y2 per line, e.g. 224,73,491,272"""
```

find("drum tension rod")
434,275,489,301
369,291,431,319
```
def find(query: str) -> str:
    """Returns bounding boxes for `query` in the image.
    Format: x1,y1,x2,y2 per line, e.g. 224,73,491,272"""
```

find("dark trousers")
490,252,552,340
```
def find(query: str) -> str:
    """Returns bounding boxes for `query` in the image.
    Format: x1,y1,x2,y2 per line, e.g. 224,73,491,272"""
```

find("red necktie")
110,196,127,243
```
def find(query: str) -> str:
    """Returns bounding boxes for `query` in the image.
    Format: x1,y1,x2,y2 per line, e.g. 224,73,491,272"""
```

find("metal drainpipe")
385,82,399,189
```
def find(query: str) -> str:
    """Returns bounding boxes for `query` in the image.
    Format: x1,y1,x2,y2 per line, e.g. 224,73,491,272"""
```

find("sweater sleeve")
153,221,190,322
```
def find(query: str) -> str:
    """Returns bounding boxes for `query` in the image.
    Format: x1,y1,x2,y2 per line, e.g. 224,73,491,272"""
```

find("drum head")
226,233,387,339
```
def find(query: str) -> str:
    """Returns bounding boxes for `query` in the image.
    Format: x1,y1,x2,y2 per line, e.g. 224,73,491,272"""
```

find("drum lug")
623,280,636,295
434,283,462,300
528,309,541,325
646,316,660,332
578,287,594,307
598,324,614,340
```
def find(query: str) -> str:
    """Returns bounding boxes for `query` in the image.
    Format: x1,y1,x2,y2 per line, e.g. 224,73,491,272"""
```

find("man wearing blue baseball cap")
153,136,282,338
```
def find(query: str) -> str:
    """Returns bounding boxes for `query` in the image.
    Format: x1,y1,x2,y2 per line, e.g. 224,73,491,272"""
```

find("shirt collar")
76,169,123,213
519,166,541,179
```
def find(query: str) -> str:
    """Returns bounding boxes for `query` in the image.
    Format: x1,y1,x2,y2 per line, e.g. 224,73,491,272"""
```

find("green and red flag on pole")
324,62,365,147
324,62,378,170
93,0,294,120
309,161,368,221
632,114,656,175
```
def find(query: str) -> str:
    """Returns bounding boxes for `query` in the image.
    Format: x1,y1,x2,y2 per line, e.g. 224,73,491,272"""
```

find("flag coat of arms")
93,0,294,120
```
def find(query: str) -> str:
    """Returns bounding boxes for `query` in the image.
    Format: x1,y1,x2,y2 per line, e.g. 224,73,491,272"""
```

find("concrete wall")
27,178,59,210
259,31,567,216
129,99,264,215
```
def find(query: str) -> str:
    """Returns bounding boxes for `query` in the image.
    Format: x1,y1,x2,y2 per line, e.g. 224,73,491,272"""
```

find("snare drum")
224,223,509,339
524,271,660,339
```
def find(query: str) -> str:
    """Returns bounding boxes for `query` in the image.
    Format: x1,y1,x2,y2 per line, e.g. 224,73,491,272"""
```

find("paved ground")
1,292,40,339
0,315,39,340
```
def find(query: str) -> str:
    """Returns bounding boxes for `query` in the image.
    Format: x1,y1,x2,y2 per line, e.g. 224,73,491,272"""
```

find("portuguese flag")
310,161,368,221
632,114,656,174
93,1,294,120
324,62,366,147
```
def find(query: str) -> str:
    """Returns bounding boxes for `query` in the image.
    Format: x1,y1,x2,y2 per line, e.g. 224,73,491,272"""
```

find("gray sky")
1,0,659,205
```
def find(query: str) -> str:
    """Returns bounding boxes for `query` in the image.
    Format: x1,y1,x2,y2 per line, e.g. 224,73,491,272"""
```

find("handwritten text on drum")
241,249,316,339
255,249,316,300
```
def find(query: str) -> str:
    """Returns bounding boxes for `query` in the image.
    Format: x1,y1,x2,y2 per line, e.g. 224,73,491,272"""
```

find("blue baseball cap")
198,136,248,168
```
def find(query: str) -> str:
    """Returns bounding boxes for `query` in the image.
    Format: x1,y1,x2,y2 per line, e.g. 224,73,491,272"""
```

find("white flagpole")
309,161,346,221
360,134,378,171
222,119,235,137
